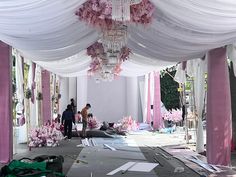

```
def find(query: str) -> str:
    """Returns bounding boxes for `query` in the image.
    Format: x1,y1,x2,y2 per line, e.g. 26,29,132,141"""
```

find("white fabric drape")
14,50,24,103
35,65,42,126
174,64,186,84
35,51,91,77
227,44,236,76
188,59,207,153
1,0,236,65
34,51,175,77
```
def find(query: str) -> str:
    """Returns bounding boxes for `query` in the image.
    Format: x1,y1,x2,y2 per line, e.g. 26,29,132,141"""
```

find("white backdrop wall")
59,77,69,115
126,77,139,121
87,77,127,122
77,75,88,112
68,77,77,108
87,76,143,123
137,76,145,123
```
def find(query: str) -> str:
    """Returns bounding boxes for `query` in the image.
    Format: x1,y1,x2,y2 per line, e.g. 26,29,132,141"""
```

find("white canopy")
1,0,236,76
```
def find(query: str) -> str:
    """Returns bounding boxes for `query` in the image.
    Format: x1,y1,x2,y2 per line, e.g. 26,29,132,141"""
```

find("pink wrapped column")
41,70,51,124
207,47,232,165
153,72,163,130
146,73,151,124
0,42,13,163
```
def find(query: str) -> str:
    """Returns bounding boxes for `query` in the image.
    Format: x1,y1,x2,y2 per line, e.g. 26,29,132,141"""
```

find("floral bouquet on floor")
88,116,99,129
116,116,139,132
28,122,63,148
163,109,182,123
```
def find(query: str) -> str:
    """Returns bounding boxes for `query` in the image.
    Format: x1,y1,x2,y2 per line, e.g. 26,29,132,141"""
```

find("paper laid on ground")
76,144,85,147
107,162,158,175
128,162,158,172
104,144,116,151
82,138,90,146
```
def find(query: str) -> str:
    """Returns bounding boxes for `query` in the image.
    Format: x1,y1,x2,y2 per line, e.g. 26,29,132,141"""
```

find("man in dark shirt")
62,104,75,140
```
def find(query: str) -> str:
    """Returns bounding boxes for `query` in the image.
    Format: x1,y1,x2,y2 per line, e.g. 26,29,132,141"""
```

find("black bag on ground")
33,155,64,173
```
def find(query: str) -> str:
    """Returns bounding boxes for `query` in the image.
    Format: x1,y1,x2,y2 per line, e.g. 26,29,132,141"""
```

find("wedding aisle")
3,130,236,176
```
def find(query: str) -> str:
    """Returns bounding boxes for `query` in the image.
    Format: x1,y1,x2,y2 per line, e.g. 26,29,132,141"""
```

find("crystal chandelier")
102,23,128,55
111,0,142,21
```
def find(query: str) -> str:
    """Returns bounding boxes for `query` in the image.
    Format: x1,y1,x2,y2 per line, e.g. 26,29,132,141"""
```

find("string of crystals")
102,23,128,60
111,0,142,22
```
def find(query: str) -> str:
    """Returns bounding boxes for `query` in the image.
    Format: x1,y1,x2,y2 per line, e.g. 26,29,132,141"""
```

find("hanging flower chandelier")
76,0,155,82
76,0,155,29
87,42,131,81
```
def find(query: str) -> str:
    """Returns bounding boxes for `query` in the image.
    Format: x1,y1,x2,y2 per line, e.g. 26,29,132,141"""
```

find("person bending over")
81,103,91,138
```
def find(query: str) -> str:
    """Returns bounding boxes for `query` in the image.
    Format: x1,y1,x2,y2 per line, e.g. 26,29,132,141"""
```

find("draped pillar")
0,42,13,163
153,72,163,130
146,73,151,124
207,47,232,165
41,70,51,124
126,77,139,121
59,77,69,114
195,59,206,153
30,63,36,127
31,63,36,103
76,76,87,112
35,65,42,126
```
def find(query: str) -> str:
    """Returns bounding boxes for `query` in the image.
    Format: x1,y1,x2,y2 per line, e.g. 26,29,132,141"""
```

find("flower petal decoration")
76,0,155,29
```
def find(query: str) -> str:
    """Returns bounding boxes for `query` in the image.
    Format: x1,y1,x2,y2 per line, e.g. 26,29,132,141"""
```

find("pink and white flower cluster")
162,109,182,123
28,122,63,148
76,0,155,29
88,117,100,129
116,116,139,132
87,42,131,75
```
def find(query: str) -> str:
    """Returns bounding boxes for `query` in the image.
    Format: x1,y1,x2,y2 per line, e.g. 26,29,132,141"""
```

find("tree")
160,70,180,110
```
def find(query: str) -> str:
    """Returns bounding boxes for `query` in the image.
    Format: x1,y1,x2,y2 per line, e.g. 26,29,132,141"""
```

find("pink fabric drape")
153,72,163,130
207,47,232,166
146,73,151,124
42,70,51,124
0,42,13,163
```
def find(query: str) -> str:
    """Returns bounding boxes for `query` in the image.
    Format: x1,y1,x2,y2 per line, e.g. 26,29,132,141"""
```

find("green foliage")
25,88,32,99
24,63,29,87
37,92,43,100
160,70,180,110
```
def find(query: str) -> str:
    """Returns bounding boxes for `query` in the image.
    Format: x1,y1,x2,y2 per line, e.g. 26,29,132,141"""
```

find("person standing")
62,105,75,140
81,103,91,138
70,98,76,114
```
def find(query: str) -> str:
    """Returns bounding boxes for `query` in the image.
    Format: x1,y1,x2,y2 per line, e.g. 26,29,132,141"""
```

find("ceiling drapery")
1,0,236,76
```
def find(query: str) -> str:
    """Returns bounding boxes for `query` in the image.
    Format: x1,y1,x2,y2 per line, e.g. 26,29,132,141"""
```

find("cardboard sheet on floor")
107,162,158,175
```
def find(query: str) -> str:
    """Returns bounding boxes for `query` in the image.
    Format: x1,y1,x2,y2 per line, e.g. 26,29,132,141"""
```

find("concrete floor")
1,130,236,176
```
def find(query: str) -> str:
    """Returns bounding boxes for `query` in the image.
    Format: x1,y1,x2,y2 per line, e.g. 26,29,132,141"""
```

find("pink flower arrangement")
87,42,104,58
28,122,63,148
113,63,122,75
88,117,99,129
130,0,155,24
88,58,102,74
163,109,182,123
76,0,155,29
76,0,113,30
87,42,130,75
119,47,132,61
117,116,139,131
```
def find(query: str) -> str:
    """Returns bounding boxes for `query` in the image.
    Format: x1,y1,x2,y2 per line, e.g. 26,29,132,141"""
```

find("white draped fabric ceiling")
1,0,236,76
